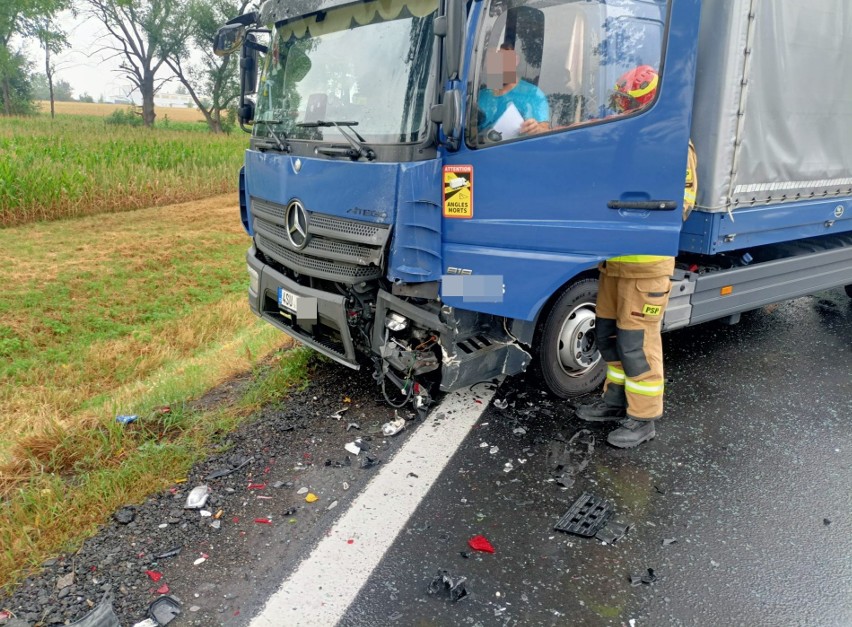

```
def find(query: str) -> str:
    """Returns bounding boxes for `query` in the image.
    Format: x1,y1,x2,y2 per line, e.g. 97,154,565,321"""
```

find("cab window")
468,0,669,147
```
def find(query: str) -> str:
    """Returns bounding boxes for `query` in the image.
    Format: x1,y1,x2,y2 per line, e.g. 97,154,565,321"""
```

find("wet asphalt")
341,289,852,626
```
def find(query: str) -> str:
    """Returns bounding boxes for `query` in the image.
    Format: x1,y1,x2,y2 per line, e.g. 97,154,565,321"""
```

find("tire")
537,278,606,398
845,284,852,299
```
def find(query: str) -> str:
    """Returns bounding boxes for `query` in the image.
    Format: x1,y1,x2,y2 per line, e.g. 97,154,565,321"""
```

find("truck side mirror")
213,23,245,57
242,35,259,96
430,88,461,149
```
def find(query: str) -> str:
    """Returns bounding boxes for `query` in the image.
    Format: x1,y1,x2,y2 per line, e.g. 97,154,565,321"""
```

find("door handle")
607,200,677,211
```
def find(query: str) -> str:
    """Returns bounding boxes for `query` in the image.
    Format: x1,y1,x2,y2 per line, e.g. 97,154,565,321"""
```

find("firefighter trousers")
595,259,674,420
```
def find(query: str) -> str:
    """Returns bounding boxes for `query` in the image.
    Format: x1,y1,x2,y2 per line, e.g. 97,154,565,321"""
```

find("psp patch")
642,304,662,316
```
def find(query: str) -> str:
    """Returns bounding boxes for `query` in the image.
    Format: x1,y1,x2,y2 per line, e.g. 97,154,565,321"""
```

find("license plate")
278,287,299,313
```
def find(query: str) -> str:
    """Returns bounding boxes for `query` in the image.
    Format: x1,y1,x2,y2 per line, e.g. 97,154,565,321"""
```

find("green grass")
0,113,246,226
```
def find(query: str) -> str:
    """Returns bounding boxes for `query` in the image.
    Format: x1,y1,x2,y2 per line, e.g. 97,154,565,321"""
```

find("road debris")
305,493,319,503
327,500,338,511
547,429,594,489
344,441,362,455
153,548,181,560
360,456,381,469
297,487,309,495
554,492,631,544
147,595,181,625
330,407,349,420
493,398,508,410
113,507,136,525
57,572,75,590
629,568,657,586
204,456,255,481
662,538,677,547
144,571,162,583
254,518,272,525
467,535,495,554
184,485,210,509
346,422,360,431
67,595,120,627
428,570,469,602
115,415,138,425
382,417,406,437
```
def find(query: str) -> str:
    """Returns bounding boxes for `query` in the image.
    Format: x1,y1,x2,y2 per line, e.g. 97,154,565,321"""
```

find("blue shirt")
478,80,550,131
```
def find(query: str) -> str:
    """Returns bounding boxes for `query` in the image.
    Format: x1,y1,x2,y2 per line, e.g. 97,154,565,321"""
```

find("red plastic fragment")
475,399,483,404
254,518,272,524
156,583,170,594
232,517,240,523
468,535,495,554
347,539,354,544
145,570,163,582
247,483,266,490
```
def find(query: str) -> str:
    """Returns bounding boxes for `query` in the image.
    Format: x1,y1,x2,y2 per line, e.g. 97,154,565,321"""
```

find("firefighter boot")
607,419,656,448
575,399,627,422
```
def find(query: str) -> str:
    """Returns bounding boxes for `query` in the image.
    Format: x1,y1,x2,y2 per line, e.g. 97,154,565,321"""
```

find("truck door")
442,0,700,288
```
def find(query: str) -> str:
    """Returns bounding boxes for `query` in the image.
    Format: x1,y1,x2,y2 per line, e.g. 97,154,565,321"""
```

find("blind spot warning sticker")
443,165,473,219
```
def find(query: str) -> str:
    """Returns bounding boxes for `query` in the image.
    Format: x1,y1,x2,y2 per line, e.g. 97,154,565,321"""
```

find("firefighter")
574,65,698,448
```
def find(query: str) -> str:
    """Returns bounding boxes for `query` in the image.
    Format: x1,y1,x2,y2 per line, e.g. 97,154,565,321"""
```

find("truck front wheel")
537,278,606,398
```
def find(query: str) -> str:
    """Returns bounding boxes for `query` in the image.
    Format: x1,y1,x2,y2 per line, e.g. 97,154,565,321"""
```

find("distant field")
37,100,208,123
0,110,247,227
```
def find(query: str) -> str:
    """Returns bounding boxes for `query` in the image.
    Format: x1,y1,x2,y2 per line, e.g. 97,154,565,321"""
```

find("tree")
164,0,250,133
1,0,71,115
33,15,69,118
85,0,194,126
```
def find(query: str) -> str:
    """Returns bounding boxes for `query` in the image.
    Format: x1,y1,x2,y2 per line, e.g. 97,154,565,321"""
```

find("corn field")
0,113,246,227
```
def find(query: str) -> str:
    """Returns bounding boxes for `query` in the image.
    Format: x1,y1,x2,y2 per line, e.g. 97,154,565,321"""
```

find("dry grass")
0,194,310,589
0,195,267,456
37,100,207,123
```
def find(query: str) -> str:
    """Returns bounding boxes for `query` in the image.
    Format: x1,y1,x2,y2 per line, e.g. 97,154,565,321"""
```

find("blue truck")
214,0,852,410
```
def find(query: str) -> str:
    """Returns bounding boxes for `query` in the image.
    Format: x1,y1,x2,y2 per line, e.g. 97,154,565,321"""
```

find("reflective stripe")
609,255,671,264
684,190,696,203
628,74,658,99
606,366,625,383
625,378,665,397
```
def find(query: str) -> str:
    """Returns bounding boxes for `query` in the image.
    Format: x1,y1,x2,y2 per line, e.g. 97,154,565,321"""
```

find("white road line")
249,386,496,627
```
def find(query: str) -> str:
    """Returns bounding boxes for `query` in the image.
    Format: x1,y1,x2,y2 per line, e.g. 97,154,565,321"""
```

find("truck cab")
215,0,852,410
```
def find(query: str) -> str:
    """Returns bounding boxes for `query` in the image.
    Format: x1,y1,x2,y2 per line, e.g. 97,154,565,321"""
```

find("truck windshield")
255,0,439,145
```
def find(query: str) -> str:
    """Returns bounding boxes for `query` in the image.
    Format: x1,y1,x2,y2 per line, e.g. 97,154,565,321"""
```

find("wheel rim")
556,303,601,377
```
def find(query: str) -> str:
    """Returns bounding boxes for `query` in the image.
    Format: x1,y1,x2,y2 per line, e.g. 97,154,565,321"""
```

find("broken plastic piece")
147,595,181,626
548,430,594,488
554,492,613,537
468,535,495,554
184,485,210,510
330,407,349,420
428,570,469,602
297,487,308,495
116,414,138,424
154,547,181,560
254,518,272,524
595,520,631,544
247,483,266,490
346,422,360,432
68,594,121,627
382,417,406,437
360,456,381,469
305,493,318,503
156,583,170,595
630,568,657,586
344,442,361,455
662,538,677,547
204,456,255,481
145,570,163,582
493,398,508,409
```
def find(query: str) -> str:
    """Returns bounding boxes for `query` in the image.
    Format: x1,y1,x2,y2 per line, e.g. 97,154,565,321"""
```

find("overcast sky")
21,9,183,101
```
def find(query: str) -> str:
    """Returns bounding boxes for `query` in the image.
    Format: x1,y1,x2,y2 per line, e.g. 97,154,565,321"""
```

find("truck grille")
251,197,390,284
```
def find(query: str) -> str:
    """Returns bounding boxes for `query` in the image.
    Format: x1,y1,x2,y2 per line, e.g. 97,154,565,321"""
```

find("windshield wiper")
255,120,291,153
296,120,375,161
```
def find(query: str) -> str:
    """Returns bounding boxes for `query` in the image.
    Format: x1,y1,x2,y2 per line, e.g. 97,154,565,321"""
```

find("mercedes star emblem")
285,200,309,249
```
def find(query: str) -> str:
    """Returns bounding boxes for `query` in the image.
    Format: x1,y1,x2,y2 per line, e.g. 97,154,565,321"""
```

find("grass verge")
0,345,314,591
0,194,312,590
